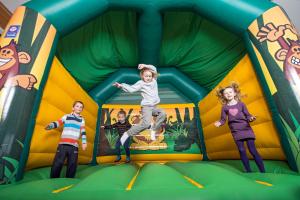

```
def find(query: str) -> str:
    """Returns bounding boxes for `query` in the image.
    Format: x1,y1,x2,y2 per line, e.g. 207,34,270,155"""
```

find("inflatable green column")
0,6,58,183
246,6,300,171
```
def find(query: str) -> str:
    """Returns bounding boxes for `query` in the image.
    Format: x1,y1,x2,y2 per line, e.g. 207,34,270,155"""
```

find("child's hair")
117,109,127,117
73,100,84,108
140,68,157,79
216,82,244,104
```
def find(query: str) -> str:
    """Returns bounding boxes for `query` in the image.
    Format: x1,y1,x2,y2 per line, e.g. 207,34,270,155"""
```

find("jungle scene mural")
97,104,202,157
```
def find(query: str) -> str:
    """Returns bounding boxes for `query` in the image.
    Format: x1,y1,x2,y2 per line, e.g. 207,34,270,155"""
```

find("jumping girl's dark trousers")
50,144,78,178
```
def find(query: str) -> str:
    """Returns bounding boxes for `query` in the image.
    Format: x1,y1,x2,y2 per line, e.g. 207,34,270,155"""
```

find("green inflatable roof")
24,0,275,95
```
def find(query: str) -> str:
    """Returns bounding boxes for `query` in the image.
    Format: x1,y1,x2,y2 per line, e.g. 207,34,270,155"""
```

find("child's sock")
150,130,156,141
120,132,129,145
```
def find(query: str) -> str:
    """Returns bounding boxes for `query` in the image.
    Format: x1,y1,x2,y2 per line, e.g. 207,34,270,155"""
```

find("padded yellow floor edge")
97,154,203,163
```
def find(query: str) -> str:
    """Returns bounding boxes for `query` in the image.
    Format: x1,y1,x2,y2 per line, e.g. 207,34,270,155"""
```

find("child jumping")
45,101,87,178
214,83,265,173
113,64,166,145
101,109,132,163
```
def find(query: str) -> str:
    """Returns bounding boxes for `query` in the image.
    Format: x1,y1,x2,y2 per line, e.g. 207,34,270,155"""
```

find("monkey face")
0,47,17,71
287,42,300,69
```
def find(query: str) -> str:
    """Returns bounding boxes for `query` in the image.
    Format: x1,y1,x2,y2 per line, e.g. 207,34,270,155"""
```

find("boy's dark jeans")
115,138,130,157
50,144,78,178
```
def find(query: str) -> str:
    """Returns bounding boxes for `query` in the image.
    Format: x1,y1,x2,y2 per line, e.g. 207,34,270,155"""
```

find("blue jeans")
115,137,130,157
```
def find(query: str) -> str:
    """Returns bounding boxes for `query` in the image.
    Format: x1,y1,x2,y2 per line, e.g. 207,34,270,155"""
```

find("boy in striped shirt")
45,101,87,178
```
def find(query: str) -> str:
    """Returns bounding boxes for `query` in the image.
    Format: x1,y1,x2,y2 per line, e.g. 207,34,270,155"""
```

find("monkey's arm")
5,74,37,90
257,23,289,49
277,37,290,50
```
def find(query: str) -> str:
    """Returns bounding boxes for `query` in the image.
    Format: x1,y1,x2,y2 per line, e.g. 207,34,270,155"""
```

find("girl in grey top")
113,64,166,145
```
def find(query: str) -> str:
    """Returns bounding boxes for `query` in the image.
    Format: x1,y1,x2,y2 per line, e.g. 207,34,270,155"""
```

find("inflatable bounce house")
0,0,300,199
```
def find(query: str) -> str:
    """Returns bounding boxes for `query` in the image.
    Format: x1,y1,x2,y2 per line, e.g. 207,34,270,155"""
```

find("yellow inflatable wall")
26,57,98,170
199,55,286,160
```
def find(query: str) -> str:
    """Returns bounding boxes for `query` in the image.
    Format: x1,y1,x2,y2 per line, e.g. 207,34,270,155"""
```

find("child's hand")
82,143,87,151
214,121,221,127
249,116,256,122
138,64,145,70
101,125,105,128
45,124,54,130
113,82,122,88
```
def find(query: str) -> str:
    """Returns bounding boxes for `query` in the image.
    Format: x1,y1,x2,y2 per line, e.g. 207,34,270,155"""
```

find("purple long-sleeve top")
219,101,255,141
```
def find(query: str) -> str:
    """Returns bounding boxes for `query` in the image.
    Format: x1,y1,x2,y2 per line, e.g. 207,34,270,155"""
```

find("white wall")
272,0,300,31
0,0,30,12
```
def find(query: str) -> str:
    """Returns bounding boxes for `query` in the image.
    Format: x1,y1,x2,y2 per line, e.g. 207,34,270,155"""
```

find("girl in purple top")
214,83,265,173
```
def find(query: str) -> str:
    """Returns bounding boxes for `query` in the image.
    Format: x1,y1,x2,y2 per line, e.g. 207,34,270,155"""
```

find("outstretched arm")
120,81,142,93
215,106,227,127
45,115,66,130
241,102,256,122
102,122,118,129
138,64,157,72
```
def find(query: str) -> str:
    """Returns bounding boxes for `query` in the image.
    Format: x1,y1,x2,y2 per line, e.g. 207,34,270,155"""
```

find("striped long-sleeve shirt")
49,113,86,147
103,120,131,137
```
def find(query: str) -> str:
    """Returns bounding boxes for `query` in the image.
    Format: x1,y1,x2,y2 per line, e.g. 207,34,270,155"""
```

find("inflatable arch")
0,0,300,199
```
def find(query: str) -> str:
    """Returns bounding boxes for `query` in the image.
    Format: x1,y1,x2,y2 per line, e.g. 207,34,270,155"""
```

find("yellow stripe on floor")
184,176,204,189
52,184,74,193
255,180,273,187
126,168,141,191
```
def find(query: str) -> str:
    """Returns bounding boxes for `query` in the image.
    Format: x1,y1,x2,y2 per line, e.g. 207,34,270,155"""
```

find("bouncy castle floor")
0,160,299,200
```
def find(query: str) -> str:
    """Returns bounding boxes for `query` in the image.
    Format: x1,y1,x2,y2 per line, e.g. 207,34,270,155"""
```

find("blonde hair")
140,68,157,80
216,82,244,105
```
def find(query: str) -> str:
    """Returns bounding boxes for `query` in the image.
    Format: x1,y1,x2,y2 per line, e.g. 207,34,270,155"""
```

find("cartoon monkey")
256,23,300,85
0,39,37,90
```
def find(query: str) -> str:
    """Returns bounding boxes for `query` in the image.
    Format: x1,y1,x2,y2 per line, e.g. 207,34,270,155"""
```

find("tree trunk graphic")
126,108,133,121
175,108,182,124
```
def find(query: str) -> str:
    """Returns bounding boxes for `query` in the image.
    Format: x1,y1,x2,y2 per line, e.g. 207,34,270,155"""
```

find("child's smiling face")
142,70,153,83
118,113,126,123
73,102,83,114
223,87,236,101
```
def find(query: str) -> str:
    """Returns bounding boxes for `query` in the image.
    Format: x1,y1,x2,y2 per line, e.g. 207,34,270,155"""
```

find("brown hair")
216,82,244,105
117,109,127,117
73,100,84,108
